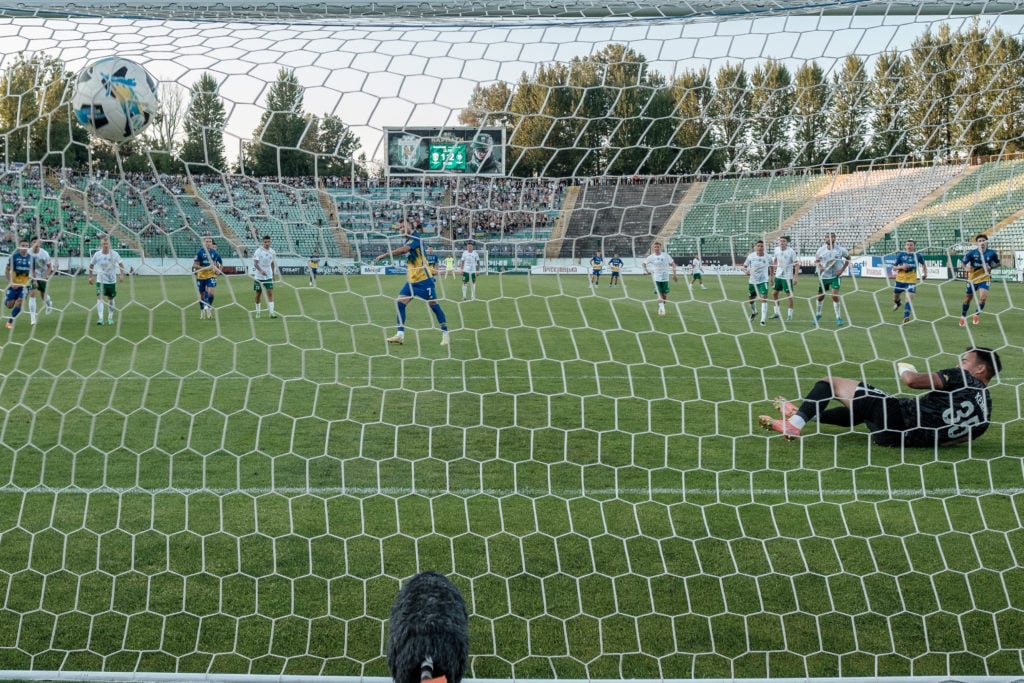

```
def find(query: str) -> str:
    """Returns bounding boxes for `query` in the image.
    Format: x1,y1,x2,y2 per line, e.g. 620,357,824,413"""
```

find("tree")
868,51,912,161
791,62,830,167
242,68,312,177
711,63,750,172
459,81,515,129
826,55,870,167
907,24,958,159
669,67,722,174
747,59,794,170
181,72,228,173
984,29,1024,154
311,112,361,177
0,52,89,167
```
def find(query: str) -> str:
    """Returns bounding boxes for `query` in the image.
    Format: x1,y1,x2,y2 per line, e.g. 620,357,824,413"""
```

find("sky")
1,7,1021,166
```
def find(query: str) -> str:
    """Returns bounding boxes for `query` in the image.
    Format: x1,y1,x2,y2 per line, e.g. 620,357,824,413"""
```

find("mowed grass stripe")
0,274,1021,678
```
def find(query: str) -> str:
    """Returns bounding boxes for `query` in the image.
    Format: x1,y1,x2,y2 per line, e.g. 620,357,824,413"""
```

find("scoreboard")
429,143,467,171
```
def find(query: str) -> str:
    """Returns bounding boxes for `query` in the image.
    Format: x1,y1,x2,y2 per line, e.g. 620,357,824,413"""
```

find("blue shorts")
591,269,601,277
399,279,439,301
197,277,217,294
966,281,990,295
893,282,916,295
5,285,24,305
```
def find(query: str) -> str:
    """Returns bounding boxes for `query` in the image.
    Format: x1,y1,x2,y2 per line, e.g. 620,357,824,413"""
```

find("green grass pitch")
0,272,1021,678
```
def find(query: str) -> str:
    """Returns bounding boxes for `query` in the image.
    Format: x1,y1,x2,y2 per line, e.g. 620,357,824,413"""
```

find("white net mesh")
0,1,1022,681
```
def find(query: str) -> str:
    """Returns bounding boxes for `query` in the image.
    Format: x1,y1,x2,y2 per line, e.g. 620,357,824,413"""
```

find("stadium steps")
55,179,143,256
184,182,246,257
316,186,354,258
860,163,984,254
656,180,704,256
544,184,579,259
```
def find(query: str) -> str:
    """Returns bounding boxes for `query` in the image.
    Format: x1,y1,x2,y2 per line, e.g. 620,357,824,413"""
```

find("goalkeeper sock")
794,380,834,426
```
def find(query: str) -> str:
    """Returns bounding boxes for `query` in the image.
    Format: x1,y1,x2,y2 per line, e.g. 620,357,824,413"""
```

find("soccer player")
690,255,707,289
458,242,481,300
193,236,224,320
589,251,603,286
253,235,277,318
375,218,449,346
88,236,125,326
641,241,678,316
444,254,456,279
771,236,797,321
814,232,849,326
28,238,54,325
960,233,1000,327
308,249,321,286
5,239,31,329
759,346,1000,447
608,253,624,287
743,240,773,326
426,246,439,278
889,238,927,325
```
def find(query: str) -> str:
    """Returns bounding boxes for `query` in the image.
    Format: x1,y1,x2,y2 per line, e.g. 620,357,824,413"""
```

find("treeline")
0,21,1021,178
0,57,366,178
462,21,1024,176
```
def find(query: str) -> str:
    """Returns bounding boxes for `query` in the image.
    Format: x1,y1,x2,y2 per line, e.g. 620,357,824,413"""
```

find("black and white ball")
72,57,159,143
387,571,469,683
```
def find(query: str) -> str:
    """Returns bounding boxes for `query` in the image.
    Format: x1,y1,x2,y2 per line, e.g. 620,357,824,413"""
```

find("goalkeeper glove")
896,362,918,379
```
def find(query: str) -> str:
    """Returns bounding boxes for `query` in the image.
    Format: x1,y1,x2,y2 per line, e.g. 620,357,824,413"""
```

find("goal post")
0,2,1022,683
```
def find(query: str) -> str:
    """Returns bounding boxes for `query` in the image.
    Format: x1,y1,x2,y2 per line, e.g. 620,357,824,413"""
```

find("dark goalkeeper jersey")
898,367,991,447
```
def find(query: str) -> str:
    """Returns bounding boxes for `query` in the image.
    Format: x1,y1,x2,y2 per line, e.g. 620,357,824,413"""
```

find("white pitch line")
0,484,1021,499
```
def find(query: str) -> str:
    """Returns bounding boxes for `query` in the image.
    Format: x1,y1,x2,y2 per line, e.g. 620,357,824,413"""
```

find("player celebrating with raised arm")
5,239,31,329
88,236,125,326
814,231,849,326
193,236,224,320
589,251,603,287
960,233,1000,327
28,238,54,325
458,242,480,301
743,239,773,326
608,253,624,287
771,235,797,321
759,347,1000,448
642,241,678,317
889,238,927,325
253,235,277,319
376,218,450,346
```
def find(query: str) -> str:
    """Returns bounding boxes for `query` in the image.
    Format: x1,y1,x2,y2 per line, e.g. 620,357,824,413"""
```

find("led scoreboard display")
429,142,467,170
385,126,505,176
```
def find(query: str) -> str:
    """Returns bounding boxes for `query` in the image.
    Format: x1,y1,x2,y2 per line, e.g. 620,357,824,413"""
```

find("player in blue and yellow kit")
961,233,1000,326
375,219,450,346
193,236,224,320
889,239,927,324
5,239,31,329
608,253,624,287
308,250,320,286
589,252,603,286
426,246,439,278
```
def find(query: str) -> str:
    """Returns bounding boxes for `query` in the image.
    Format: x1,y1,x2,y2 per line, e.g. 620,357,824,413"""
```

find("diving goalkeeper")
758,347,1000,448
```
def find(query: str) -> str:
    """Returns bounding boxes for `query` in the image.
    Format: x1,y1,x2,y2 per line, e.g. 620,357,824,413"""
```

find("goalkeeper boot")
758,415,800,440
772,396,798,419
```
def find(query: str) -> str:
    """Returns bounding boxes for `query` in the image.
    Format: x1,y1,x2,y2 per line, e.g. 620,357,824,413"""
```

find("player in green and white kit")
28,239,54,325
253,235,277,318
642,241,678,316
743,240,773,326
88,237,124,325
771,235,798,321
814,232,849,326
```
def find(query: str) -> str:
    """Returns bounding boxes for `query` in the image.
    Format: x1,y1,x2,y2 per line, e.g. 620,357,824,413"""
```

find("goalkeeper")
758,347,1000,447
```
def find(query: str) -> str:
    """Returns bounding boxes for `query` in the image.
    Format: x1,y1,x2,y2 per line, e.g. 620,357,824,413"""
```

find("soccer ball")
72,57,160,143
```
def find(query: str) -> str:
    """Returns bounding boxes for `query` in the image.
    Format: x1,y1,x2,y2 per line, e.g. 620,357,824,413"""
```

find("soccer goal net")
0,1,1021,682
